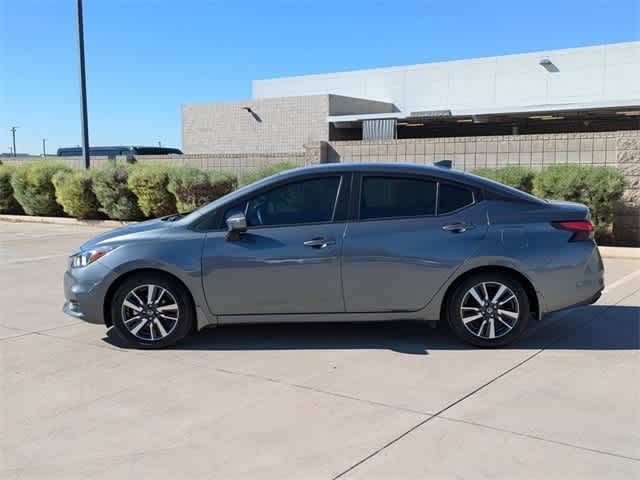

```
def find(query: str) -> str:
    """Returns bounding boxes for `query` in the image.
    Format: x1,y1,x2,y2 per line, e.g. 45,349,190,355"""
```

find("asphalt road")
1,222,639,479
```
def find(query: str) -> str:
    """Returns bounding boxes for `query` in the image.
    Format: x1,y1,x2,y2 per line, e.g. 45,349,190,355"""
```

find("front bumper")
62,262,113,325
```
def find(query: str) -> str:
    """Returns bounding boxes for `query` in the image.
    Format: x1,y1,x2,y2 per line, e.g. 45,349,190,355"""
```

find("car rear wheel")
447,273,530,347
111,272,194,349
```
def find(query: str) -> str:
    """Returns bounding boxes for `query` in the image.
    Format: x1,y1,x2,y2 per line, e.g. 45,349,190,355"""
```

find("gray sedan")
63,163,604,348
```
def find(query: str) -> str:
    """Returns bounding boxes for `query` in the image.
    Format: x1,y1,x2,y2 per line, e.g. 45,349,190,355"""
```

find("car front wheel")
448,273,530,347
111,272,194,349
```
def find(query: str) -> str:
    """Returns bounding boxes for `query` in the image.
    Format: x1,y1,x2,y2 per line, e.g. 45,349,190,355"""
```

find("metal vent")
363,119,397,141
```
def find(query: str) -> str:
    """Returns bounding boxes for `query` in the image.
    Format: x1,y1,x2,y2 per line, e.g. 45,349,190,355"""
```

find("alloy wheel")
459,281,520,340
121,284,180,341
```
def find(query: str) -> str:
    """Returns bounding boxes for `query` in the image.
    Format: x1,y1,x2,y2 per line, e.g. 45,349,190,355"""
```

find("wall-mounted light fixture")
539,58,559,72
242,106,262,122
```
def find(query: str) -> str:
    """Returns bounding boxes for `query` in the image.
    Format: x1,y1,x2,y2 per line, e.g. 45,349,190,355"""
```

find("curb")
1,215,638,259
0,214,134,229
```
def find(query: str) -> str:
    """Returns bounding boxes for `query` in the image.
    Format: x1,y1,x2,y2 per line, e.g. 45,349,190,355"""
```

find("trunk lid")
545,200,590,220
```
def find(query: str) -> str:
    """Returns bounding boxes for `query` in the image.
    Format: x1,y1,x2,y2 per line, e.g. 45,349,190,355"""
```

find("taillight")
551,220,595,242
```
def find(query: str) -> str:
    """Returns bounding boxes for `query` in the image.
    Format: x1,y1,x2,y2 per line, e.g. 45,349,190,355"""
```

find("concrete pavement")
0,222,638,479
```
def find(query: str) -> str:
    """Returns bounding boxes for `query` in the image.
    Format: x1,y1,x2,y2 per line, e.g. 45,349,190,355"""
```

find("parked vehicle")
63,163,604,349
56,146,183,157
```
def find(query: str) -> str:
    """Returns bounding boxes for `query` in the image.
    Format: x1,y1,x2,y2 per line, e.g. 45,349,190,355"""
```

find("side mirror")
225,212,247,241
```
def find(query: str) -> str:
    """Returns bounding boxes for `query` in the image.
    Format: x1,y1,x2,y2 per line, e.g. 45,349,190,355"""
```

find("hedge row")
0,162,625,235
0,161,291,220
472,165,626,233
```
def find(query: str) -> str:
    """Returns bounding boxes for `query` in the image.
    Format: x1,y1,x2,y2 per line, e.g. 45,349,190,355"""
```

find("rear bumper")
535,242,604,315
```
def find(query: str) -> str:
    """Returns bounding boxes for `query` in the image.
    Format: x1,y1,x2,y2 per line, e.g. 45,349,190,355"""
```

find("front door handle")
303,237,336,249
442,222,474,233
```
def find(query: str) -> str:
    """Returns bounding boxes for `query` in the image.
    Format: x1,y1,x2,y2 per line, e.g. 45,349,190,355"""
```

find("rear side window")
438,183,474,214
360,177,436,220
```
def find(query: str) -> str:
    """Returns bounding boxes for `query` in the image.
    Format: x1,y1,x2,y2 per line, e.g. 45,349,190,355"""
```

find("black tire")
110,272,194,349
447,272,530,347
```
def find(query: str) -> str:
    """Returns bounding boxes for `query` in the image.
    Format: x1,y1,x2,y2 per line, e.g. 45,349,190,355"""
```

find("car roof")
278,162,482,186
280,162,544,204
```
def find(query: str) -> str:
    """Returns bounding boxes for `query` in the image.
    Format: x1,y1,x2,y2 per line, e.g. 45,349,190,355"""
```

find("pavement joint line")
0,320,85,338
214,367,435,417
34,327,436,418
17,283,640,476
0,254,68,266
332,284,640,479
332,348,546,479
0,331,34,342
437,415,640,463
603,268,640,293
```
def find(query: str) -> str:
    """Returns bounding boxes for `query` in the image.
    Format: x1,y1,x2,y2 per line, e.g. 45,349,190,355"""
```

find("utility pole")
42,138,47,157
9,126,17,157
76,0,90,169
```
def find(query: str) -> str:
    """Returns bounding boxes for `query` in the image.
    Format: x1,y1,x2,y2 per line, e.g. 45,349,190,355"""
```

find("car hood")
80,218,170,251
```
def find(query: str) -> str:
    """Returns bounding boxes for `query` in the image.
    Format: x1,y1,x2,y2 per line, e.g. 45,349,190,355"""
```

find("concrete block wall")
3,144,322,178
181,94,396,155
4,132,638,245
330,130,640,245
182,95,330,154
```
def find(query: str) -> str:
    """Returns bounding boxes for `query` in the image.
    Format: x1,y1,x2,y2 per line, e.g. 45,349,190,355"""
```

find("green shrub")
51,170,101,219
167,166,238,213
208,170,238,198
472,166,536,193
533,165,625,233
127,164,176,218
10,162,72,216
0,164,22,214
240,162,297,186
91,163,143,220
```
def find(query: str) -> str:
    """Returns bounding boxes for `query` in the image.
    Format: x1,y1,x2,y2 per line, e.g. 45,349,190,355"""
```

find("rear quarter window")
438,183,474,214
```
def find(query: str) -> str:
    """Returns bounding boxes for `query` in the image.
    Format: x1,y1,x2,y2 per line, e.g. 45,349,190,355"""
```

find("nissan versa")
63,163,604,349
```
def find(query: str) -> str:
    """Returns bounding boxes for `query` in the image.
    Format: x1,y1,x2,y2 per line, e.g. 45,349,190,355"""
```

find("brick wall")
329,130,640,245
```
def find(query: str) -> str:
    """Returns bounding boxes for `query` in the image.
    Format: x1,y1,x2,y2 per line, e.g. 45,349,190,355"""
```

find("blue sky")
1,0,638,154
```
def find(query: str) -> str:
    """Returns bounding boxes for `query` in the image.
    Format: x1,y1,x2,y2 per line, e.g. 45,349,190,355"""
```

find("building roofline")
327,99,640,123
254,41,640,84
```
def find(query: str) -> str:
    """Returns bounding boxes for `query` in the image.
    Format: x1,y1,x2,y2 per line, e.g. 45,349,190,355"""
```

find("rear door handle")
442,222,474,233
303,237,336,248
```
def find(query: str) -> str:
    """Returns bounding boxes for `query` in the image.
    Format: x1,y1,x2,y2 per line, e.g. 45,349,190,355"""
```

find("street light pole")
9,126,17,157
76,0,90,169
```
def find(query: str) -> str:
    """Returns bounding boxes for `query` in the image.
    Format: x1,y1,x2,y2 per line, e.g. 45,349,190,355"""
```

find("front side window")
360,176,436,220
438,183,474,214
227,176,341,227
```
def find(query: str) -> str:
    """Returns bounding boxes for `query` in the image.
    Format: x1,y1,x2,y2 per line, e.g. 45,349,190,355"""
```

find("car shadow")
103,304,639,354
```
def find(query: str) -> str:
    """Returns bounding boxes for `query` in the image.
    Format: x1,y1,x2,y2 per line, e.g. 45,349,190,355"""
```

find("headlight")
69,246,116,268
